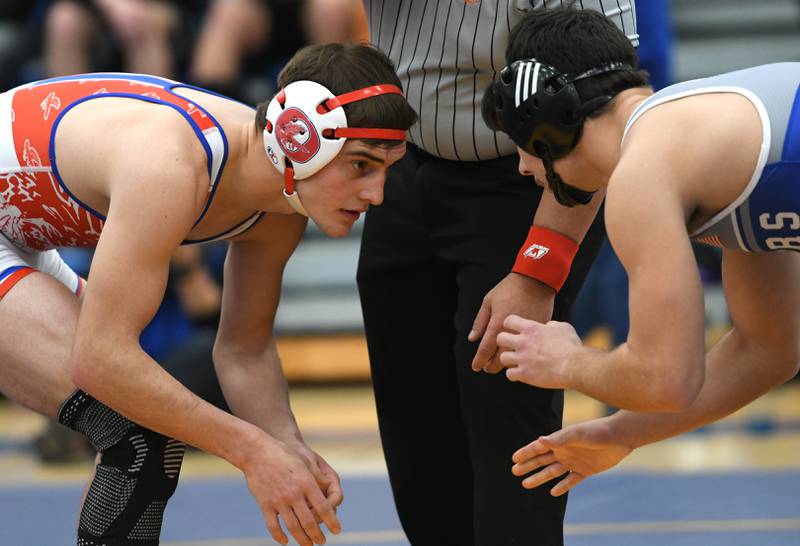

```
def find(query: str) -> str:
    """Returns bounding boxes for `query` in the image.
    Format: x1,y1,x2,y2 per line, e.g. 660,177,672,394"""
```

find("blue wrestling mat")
2,472,799,545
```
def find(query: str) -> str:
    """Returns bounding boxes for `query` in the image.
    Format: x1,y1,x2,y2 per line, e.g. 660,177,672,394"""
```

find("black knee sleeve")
59,390,186,546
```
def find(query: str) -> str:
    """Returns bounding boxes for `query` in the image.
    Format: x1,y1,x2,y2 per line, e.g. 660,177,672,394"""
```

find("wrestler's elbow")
771,347,800,386
780,333,800,383
69,333,127,393
743,329,800,388
647,355,705,413
786,358,800,384
69,345,103,392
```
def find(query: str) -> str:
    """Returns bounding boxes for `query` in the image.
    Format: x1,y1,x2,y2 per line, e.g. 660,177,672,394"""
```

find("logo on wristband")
523,243,550,260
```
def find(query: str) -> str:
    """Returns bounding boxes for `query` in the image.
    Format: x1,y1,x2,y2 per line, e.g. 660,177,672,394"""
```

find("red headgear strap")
323,127,407,141
317,84,404,113
284,166,295,195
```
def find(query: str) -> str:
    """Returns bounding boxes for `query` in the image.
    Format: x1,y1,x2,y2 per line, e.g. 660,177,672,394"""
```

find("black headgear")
488,58,633,206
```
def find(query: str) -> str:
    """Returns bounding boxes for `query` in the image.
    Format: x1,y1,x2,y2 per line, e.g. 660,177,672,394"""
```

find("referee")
357,2,638,545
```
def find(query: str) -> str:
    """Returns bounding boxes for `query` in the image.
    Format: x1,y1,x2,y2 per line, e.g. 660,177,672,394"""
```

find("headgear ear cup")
264,81,347,180
487,58,633,207
263,80,406,216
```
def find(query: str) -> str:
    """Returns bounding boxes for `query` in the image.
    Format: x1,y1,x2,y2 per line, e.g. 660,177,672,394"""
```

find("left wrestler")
0,43,416,546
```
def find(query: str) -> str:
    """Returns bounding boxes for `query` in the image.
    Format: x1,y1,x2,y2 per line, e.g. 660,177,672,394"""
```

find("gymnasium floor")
2,384,800,546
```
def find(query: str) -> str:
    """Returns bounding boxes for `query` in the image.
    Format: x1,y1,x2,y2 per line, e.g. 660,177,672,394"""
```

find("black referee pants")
357,144,605,546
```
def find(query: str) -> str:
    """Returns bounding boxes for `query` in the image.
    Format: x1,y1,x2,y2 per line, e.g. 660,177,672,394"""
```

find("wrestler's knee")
59,390,186,545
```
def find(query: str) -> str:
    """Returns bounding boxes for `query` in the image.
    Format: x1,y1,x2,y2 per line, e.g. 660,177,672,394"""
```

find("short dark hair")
505,7,649,115
255,43,418,145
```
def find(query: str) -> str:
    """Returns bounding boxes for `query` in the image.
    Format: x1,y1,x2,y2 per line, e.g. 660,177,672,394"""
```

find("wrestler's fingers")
551,471,586,497
511,452,558,476
520,462,569,490
513,438,553,464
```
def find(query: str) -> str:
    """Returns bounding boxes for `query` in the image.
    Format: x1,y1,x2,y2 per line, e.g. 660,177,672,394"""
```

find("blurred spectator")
190,0,368,103
42,0,197,78
302,0,368,43
0,1,47,89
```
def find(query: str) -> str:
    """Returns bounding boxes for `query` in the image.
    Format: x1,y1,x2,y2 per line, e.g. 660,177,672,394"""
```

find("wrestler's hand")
290,442,344,511
242,435,341,546
469,273,555,373
512,416,633,496
495,315,581,388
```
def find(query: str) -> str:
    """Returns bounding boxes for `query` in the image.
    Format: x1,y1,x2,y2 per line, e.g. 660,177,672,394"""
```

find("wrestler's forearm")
213,338,303,445
607,329,790,448
563,341,701,413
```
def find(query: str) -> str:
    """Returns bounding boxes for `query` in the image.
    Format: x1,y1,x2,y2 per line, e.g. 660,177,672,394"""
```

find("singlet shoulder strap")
160,81,231,228
183,212,265,245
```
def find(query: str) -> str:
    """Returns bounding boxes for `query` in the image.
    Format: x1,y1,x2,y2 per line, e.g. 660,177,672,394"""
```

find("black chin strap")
539,149,596,208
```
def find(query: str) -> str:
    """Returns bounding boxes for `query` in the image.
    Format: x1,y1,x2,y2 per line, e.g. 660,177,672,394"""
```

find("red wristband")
512,226,579,292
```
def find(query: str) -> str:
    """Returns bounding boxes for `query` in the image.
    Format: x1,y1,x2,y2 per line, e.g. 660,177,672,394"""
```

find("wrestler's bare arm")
559,102,763,411
212,214,344,510
513,250,800,495
557,95,771,410
495,133,707,411
608,250,800,443
569,157,707,410
213,213,308,444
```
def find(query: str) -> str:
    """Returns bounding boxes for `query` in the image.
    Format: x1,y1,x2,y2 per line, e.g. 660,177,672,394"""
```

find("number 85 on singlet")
760,212,800,250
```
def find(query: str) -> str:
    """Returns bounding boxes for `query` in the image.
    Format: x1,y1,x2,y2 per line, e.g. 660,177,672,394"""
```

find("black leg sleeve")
59,390,186,546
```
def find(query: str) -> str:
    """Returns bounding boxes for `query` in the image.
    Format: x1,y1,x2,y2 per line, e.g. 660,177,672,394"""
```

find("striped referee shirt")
365,0,639,161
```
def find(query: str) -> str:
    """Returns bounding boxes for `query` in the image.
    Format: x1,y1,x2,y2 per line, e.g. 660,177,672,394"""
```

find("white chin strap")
283,189,308,216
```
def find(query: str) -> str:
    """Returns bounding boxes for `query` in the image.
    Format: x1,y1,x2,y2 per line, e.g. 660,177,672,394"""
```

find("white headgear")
263,80,407,216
